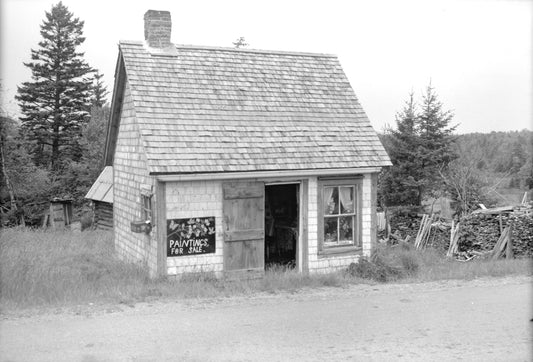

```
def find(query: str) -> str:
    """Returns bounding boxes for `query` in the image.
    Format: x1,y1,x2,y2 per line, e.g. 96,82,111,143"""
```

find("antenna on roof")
232,37,249,49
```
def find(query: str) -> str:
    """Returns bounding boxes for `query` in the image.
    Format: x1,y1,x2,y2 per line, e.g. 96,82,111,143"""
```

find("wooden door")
223,181,265,278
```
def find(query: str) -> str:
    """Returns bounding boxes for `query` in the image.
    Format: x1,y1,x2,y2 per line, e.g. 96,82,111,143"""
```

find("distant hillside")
456,130,532,176
378,129,532,207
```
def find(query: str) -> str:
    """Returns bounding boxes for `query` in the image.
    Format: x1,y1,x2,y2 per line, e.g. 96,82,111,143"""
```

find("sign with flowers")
167,217,216,256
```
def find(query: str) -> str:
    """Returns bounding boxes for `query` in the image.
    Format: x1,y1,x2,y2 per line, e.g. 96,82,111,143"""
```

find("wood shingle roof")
116,41,391,174
85,166,113,203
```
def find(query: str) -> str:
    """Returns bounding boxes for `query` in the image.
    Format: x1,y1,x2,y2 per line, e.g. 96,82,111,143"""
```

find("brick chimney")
144,10,172,48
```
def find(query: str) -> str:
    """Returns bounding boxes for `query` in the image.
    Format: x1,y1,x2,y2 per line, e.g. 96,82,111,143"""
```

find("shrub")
346,243,420,282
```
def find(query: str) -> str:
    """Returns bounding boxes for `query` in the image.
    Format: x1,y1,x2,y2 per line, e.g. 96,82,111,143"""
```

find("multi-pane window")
322,183,359,248
141,194,153,222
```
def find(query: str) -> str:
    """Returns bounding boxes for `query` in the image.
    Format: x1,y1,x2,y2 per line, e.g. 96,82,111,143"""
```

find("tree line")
1,2,531,227
1,2,108,226
378,88,532,216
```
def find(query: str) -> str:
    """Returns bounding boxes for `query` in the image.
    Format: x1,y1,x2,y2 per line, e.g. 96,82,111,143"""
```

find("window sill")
318,245,362,258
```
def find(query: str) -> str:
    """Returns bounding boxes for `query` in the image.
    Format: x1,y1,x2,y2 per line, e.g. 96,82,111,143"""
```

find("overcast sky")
1,0,531,134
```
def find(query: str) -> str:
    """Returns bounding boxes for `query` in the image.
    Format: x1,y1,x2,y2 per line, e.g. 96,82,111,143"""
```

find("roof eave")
103,49,127,166
152,166,385,182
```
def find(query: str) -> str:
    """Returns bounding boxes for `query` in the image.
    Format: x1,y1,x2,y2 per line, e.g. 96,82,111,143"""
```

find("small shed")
43,198,73,228
104,10,391,278
85,166,113,230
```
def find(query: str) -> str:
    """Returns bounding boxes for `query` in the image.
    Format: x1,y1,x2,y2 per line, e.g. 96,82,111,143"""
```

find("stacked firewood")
379,204,532,259
456,210,532,258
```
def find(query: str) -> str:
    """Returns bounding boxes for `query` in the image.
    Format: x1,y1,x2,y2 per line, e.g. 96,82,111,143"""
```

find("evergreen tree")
379,85,457,206
91,71,109,107
379,93,422,205
415,84,457,202
16,2,94,170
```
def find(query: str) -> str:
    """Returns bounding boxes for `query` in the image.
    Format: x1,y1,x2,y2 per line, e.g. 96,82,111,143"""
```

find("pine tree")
379,85,457,206
379,93,423,205
16,1,94,169
91,71,109,107
415,84,457,203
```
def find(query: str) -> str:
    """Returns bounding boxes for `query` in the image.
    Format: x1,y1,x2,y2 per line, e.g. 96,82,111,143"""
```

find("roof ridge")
118,40,337,58
174,44,337,58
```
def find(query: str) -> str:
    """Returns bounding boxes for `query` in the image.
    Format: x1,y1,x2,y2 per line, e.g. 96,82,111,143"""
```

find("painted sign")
167,217,216,256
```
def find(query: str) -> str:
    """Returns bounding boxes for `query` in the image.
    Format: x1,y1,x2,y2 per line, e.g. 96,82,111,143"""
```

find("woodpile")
415,214,434,249
490,225,513,260
455,206,532,259
379,202,532,260
446,221,460,257
379,207,451,254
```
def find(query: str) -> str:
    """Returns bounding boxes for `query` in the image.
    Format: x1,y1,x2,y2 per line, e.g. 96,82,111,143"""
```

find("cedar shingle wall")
163,175,373,276
165,180,225,275
307,174,373,273
113,81,158,276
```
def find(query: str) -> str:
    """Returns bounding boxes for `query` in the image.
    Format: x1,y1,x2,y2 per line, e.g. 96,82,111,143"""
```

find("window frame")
141,194,153,222
317,177,362,257
140,184,153,224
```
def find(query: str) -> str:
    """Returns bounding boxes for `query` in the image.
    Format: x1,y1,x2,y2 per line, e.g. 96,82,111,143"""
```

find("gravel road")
1,276,532,361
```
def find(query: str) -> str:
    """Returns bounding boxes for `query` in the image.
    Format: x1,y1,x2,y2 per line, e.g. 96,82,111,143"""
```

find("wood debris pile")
379,206,451,254
455,207,532,259
379,202,532,260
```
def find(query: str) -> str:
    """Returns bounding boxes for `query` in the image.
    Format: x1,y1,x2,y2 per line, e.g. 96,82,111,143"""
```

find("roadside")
1,275,531,361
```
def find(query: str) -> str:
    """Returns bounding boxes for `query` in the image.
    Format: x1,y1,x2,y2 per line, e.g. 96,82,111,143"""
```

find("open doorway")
265,183,299,269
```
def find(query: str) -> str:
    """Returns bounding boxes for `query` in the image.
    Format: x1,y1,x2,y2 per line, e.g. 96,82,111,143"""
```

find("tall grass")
1,229,531,310
347,242,532,283
0,228,151,308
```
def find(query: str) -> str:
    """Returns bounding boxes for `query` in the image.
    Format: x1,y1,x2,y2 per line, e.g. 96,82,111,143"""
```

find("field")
1,228,531,310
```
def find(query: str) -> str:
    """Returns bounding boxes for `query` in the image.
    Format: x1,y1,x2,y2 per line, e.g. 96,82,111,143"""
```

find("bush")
346,243,420,282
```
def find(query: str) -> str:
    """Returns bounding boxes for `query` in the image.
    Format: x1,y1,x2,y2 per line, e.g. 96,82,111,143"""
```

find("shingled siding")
113,82,158,276
163,175,373,276
165,181,225,276
307,174,373,273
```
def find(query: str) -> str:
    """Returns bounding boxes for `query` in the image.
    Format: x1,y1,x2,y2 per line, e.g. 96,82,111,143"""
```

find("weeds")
1,228,531,310
346,241,532,283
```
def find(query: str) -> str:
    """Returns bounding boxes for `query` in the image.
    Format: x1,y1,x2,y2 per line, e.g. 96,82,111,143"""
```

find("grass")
1,228,531,310
347,242,532,283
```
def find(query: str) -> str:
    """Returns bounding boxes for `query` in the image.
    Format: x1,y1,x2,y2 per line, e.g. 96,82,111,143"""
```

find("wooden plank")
223,182,263,199
156,181,167,278
491,227,509,260
300,179,308,274
317,179,324,252
224,239,265,271
370,173,378,252
224,229,264,242
223,198,264,233
506,223,514,259
223,181,265,273
104,55,126,166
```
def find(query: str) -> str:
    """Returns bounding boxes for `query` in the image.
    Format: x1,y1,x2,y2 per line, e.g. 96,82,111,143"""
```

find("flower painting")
167,217,216,256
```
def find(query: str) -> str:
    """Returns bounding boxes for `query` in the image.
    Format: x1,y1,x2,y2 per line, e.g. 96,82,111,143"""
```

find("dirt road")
1,276,532,361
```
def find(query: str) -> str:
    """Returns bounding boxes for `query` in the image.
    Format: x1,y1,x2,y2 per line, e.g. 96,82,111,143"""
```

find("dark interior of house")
265,184,299,269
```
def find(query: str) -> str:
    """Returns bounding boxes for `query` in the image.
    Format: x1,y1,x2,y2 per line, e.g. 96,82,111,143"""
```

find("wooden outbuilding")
42,198,73,229
104,10,391,278
85,166,113,230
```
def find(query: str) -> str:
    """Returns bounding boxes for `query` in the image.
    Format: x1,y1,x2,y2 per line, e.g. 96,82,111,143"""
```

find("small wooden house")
85,166,113,230
104,10,391,278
